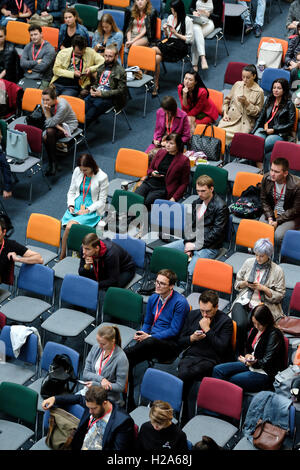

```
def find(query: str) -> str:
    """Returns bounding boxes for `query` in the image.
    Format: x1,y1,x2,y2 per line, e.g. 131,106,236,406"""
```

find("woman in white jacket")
59,153,109,259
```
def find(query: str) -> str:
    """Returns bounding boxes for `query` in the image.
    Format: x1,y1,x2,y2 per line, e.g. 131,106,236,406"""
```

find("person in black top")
79,233,136,289
0,0,35,25
0,25,20,82
0,217,43,284
136,400,189,452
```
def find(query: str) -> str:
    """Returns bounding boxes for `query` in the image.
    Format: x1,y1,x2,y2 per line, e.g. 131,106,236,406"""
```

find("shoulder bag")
45,408,80,450
6,128,29,162
278,316,300,337
190,124,221,161
252,419,287,450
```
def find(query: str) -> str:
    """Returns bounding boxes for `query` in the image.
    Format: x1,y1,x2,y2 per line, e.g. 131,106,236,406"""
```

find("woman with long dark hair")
252,78,295,172
58,7,90,49
125,0,157,49
178,70,218,133
59,153,109,260
218,64,264,145
151,0,193,96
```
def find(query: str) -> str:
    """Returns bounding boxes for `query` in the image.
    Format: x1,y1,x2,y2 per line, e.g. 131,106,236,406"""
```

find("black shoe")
45,162,57,176
244,23,253,35
254,24,262,37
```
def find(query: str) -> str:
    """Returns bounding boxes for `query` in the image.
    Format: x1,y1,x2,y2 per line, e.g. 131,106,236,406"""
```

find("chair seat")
9,156,40,173
126,273,142,289
0,362,36,385
53,256,80,279
233,436,257,450
225,252,255,275
0,419,34,450
84,322,136,350
108,177,137,198
187,292,229,311
58,128,83,143
26,245,58,265
224,3,247,16
130,405,150,429
182,415,238,447
41,308,94,337
126,74,153,89
279,263,300,290
1,296,51,322
222,162,261,182
0,287,11,304
206,27,223,39
7,116,26,128
30,437,51,450
28,377,44,412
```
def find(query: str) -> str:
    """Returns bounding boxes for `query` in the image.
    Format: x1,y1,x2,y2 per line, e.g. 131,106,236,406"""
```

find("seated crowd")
0,0,300,454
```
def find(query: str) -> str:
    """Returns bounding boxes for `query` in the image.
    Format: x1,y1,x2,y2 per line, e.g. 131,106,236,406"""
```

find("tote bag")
6,129,29,162
190,124,221,161
257,40,283,69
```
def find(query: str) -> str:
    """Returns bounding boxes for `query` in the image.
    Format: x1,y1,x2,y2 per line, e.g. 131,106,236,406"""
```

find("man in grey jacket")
20,24,56,89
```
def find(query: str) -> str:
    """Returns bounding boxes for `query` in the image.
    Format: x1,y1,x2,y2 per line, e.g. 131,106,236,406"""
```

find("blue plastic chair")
260,68,290,93
41,274,99,341
112,234,146,289
0,325,39,385
279,230,300,290
98,9,125,30
150,0,161,14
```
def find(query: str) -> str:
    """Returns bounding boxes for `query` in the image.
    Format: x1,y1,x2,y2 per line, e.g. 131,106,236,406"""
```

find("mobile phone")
135,332,143,336
71,212,79,216
77,379,87,385
195,330,204,335
247,356,256,363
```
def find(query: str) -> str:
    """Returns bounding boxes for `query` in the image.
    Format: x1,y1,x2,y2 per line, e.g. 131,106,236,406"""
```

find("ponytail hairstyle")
242,64,258,83
97,325,122,347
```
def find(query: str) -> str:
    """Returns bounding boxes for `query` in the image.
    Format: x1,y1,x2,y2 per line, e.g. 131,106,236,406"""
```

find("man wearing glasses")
125,269,190,408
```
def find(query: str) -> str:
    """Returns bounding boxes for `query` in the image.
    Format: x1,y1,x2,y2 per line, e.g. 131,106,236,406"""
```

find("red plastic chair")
289,282,300,316
14,124,42,155
223,62,248,86
270,141,300,172
1,79,23,121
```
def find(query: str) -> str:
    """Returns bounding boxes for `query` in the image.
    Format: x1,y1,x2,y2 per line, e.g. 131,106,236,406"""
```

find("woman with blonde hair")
81,325,129,406
92,13,123,56
136,400,189,450
125,0,157,49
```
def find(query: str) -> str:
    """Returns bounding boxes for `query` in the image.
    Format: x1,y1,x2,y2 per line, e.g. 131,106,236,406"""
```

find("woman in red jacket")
135,132,190,208
178,70,218,133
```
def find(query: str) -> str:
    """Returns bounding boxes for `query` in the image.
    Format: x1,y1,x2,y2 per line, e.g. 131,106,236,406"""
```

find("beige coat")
231,257,286,322
218,80,264,144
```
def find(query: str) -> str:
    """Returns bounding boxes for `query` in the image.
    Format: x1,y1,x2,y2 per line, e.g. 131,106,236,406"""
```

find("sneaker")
254,24,262,37
244,23,253,35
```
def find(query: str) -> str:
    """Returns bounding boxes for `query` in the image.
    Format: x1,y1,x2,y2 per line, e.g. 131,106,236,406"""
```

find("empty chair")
223,0,250,44
289,282,300,316
279,230,300,290
260,68,291,94
270,140,300,173
23,213,61,266
205,2,229,67
182,377,243,447
74,4,99,31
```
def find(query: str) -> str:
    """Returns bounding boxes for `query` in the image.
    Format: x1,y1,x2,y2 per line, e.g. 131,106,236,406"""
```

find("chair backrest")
192,259,233,295
41,341,80,375
110,189,144,214
127,45,156,73
26,213,61,248
229,133,265,163
235,219,275,250
207,88,224,116
6,20,30,45
102,287,143,323
0,325,38,364
0,381,38,426
67,223,96,252
223,62,248,86
280,230,300,262
257,37,289,62
289,282,300,314
156,17,161,40
150,199,185,235
293,107,299,134
193,124,226,156
17,263,54,298
98,9,125,31
260,68,291,93
151,0,161,13
59,95,85,124
119,43,124,65
21,88,43,113
192,164,228,196
150,246,188,282
60,274,99,311
232,320,237,351
112,234,146,269
140,368,183,413
115,148,148,178
15,124,42,154
41,26,59,50
197,377,243,421
74,4,99,30
232,172,263,198
103,0,130,8
270,140,300,172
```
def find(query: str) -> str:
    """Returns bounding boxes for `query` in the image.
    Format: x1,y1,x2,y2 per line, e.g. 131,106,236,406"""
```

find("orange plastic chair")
26,213,61,264
293,107,299,135
191,258,233,295
59,95,85,124
156,17,162,40
232,320,237,351
42,26,59,50
294,344,300,366
21,88,43,112
257,37,289,63
235,219,275,249
232,172,263,198
127,45,156,72
6,20,30,45
194,124,226,157
108,148,149,197
207,88,224,116
103,0,130,7
119,43,124,65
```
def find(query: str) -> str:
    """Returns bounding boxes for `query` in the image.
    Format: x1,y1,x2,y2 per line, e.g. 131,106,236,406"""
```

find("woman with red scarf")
79,233,136,289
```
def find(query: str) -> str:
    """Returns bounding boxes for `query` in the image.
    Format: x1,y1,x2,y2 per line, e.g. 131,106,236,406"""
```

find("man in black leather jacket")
166,174,229,277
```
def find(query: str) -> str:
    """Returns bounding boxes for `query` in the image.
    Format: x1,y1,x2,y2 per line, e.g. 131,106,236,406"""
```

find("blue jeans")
165,239,219,276
239,0,266,27
254,128,283,173
84,95,114,126
212,362,272,392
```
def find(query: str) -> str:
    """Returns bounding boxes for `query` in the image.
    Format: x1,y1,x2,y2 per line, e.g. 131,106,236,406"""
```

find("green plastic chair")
164,0,193,15
74,4,99,31
110,189,144,215
0,119,7,150
150,246,188,283
0,382,38,450
192,164,229,197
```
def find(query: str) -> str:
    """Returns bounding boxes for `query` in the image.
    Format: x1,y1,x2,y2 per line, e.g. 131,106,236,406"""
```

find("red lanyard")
153,290,173,325
266,101,279,126
251,330,263,350
254,270,262,300
98,346,115,375
169,17,177,37
72,52,83,73
82,175,92,203
273,182,285,206
165,115,174,135
98,70,111,86
0,239,5,256
15,0,23,11
32,41,44,61
88,406,112,430
136,14,145,33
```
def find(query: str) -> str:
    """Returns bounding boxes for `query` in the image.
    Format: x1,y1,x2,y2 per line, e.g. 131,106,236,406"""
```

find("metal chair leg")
122,110,132,131
112,112,117,144
143,86,148,118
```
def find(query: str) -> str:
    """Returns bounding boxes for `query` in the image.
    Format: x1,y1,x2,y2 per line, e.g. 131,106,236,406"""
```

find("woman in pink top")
178,70,218,133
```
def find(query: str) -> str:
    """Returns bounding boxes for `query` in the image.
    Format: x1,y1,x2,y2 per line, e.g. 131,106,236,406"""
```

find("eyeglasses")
155,279,169,287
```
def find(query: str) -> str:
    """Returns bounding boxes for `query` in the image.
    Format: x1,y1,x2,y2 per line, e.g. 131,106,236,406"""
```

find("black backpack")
229,183,262,219
40,354,77,399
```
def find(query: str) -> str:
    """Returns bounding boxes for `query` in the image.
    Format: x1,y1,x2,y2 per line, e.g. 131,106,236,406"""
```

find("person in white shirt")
190,0,214,70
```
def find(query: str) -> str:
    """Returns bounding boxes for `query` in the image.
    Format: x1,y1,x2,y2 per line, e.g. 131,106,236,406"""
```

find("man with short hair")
20,24,56,88
84,44,127,128
166,174,229,276
42,385,135,450
260,157,300,255
177,289,234,422
51,34,103,97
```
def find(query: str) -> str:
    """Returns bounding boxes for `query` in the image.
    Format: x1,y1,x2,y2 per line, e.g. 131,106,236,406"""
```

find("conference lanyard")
136,14,145,33
32,41,45,61
168,17,177,37
98,345,115,375
72,52,83,73
15,0,23,11
165,115,174,135
87,406,112,430
98,70,111,86
153,290,174,325
0,239,5,256
273,182,285,206
82,175,92,203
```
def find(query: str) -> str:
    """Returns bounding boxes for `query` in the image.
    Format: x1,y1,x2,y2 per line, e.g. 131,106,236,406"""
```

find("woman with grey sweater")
81,325,129,407
41,85,78,176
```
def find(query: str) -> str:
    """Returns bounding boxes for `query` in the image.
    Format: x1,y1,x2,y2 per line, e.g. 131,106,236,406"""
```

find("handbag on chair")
252,419,287,450
6,128,29,162
190,124,221,161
